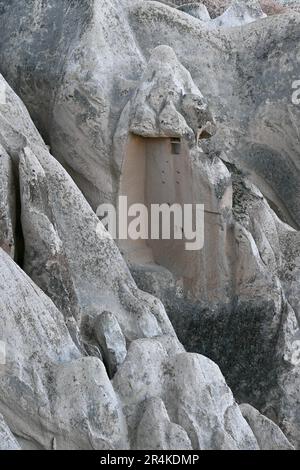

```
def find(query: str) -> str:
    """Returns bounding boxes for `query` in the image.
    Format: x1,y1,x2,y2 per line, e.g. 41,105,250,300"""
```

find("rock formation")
0,65,258,451
0,415,20,450
0,0,299,450
240,403,295,450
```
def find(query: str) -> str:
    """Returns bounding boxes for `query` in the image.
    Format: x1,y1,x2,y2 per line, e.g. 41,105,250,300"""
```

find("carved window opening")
170,137,181,155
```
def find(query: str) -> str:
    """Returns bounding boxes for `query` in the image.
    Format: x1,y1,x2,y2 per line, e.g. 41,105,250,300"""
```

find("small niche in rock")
170,137,182,155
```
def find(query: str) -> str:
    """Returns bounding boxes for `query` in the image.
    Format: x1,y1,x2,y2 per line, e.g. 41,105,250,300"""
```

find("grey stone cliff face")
0,68,258,451
0,0,299,450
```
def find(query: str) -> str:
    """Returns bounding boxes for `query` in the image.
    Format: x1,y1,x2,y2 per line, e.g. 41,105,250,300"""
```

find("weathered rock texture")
164,0,291,16
0,415,20,450
0,247,128,450
113,339,259,449
0,71,260,450
0,144,16,258
240,404,294,450
0,0,299,450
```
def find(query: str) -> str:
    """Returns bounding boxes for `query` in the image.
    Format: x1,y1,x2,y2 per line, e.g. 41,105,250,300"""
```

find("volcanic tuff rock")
0,71,260,450
0,144,16,259
163,0,294,16
240,403,295,450
176,3,212,21
128,45,216,141
0,0,299,450
94,312,127,378
0,415,20,450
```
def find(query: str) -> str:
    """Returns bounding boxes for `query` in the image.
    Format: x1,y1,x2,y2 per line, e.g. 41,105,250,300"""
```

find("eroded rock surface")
136,398,193,450
176,3,211,21
0,71,261,450
94,312,127,378
129,45,216,142
240,404,294,450
113,338,259,450
0,144,15,258
0,0,299,451
0,248,128,450
0,415,20,450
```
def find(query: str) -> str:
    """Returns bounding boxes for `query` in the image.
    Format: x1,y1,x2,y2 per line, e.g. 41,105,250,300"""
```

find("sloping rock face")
176,1,268,29
0,248,128,450
0,0,300,450
0,415,20,450
176,3,212,21
166,1,289,17
0,144,16,258
113,339,258,450
240,404,294,450
208,1,267,28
